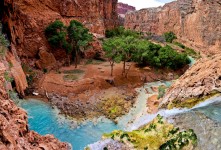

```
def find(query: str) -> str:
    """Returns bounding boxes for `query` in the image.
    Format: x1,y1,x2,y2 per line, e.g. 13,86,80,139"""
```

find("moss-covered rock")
98,96,132,122
167,91,220,109
103,115,197,150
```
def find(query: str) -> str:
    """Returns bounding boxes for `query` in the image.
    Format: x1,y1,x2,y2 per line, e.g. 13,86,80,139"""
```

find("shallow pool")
19,99,120,150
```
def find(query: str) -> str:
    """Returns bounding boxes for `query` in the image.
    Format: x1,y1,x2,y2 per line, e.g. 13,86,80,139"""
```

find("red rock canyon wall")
125,0,221,55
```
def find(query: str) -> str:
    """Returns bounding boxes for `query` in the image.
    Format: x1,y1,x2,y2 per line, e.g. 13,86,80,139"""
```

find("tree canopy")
45,20,93,67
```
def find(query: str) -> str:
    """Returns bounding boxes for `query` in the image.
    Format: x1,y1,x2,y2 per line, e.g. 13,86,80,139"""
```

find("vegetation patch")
45,20,92,67
63,74,78,81
85,59,105,65
63,69,84,74
167,91,220,109
174,42,186,49
4,71,14,82
105,26,140,38
173,42,200,59
158,85,167,99
163,31,177,43
103,115,197,150
0,23,9,58
98,96,132,122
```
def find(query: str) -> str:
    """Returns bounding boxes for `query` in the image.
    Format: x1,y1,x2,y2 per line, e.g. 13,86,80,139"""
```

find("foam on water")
128,95,221,130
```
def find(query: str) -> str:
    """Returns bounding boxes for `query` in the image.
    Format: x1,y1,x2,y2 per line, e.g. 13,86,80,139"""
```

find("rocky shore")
160,54,221,109
48,87,137,122
0,63,70,150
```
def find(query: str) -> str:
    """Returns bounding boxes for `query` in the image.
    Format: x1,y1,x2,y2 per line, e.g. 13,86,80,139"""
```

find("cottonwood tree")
67,20,93,68
45,20,92,67
103,37,123,76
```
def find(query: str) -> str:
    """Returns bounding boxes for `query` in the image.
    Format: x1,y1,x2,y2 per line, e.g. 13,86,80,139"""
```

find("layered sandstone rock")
0,62,70,150
6,52,28,96
125,0,221,55
160,54,221,108
2,0,118,62
117,2,136,17
117,2,136,25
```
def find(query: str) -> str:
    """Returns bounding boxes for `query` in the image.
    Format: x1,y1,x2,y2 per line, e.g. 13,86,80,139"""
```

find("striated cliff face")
160,54,221,108
2,0,118,59
117,2,136,25
0,62,70,150
117,2,136,17
125,0,221,55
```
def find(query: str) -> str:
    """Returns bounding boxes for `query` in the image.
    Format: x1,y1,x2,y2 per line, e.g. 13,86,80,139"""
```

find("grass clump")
63,69,84,74
103,115,197,150
98,96,132,121
174,42,185,49
158,85,167,99
4,71,14,82
63,74,78,81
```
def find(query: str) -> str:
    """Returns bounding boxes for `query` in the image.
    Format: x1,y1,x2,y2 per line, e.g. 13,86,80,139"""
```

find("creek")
15,56,221,150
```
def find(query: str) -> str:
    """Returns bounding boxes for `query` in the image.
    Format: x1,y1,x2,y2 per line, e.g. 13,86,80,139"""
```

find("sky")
118,0,175,10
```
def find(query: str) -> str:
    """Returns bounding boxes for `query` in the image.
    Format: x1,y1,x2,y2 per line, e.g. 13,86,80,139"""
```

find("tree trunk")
75,50,78,68
122,61,126,76
110,62,114,76
67,55,71,66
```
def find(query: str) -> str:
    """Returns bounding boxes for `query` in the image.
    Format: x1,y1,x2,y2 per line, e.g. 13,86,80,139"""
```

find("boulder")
36,47,56,69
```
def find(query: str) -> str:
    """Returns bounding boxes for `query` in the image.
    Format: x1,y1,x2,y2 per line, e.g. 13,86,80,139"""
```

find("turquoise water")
196,101,221,122
19,99,120,150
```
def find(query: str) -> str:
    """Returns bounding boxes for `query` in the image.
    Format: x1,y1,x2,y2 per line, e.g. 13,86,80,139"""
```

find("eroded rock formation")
125,0,221,55
117,2,136,25
6,52,28,96
160,54,221,108
2,0,118,65
0,62,70,150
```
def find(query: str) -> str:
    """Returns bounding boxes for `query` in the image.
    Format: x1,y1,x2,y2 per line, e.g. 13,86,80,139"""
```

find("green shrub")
173,42,185,49
0,23,9,58
132,41,190,70
163,32,177,43
105,26,139,38
4,71,14,82
45,20,68,50
158,85,166,99
63,69,84,74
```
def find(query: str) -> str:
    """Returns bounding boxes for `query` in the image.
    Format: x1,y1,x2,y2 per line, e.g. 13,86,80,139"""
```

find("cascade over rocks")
0,62,70,150
125,0,221,55
2,0,118,66
160,54,221,108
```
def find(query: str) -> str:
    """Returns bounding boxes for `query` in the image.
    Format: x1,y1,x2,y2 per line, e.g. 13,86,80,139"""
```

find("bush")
173,42,185,49
45,20,68,50
0,23,9,58
158,85,166,99
163,31,177,43
133,41,190,70
105,26,139,38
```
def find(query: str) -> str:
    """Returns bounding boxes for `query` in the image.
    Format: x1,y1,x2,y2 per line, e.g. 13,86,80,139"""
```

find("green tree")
45,20,67,48
67,20,93,68
105,26,140,38
45,20,92,67
103,37,123,76
163,31,177,43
